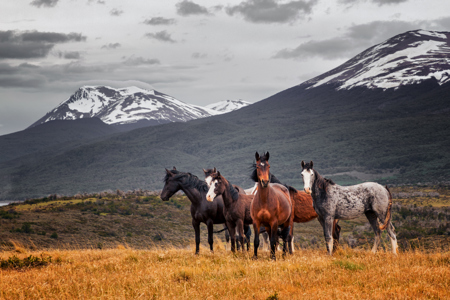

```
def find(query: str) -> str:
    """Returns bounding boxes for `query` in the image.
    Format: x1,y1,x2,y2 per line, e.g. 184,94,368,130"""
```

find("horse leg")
192,219,201,255
245,225,251,251
332,220,341,252
227,222,237,253
206,219,214,253
236,220,245,252
253,222,261,259
365,211,381,253
279,225,291,257
386,222,398,255
269,222,279,260
322,217,335,256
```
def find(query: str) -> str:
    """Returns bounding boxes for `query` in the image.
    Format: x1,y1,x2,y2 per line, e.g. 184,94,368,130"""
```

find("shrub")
50,232,58,239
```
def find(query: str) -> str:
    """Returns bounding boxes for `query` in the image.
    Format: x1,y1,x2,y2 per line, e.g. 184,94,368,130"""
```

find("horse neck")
178,178,203,205
311,170,327,200
220,179,234,208
256,181,271,204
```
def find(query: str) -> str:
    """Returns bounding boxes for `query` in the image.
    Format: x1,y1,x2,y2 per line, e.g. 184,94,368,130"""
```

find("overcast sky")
1,0,450,135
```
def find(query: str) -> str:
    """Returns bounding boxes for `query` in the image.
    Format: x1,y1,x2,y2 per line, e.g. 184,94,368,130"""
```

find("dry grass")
1,243,449,300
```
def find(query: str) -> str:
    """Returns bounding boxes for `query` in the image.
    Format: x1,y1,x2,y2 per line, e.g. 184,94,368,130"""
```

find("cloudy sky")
1,0,450,135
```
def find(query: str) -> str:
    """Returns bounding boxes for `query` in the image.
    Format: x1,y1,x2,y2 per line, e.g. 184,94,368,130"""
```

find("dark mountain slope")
0,118,119,164
3,80,449,199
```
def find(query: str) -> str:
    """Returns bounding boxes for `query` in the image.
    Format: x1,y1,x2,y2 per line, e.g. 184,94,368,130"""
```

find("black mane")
249,163,283,184
163,170,209,192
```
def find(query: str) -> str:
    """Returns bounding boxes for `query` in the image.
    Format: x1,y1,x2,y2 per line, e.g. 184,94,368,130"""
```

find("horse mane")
313,169,335,191
249,163,283,184
225,177,240,202
163,170,208,192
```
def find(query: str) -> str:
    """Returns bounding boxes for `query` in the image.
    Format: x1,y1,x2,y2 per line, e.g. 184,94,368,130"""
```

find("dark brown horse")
251,152,294,260
203,168,251,251
206,171,254,252
161,167,226,254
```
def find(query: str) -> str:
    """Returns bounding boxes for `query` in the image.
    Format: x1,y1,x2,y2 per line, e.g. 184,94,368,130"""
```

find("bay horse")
206,171,254,252
203,168,251,251
250,162,341,252
301,161,398,255
161,167,226,254
251,152,293,260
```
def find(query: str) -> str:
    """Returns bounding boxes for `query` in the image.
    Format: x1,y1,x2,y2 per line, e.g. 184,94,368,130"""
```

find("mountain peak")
205,99,251,114
30,86,217,129
304,29,450,91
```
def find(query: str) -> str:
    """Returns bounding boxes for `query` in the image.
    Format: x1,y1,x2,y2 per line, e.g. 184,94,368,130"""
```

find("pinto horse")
161,167,226,254
251,152,294,260
206,171,254,252
203,168,251,251
301,161,398,255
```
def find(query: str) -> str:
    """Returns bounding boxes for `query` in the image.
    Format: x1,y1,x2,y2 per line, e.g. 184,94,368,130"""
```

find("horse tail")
379,186,393,231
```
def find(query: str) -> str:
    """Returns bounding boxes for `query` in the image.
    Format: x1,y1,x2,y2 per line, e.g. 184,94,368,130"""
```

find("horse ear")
173,166,177,170
310,161,313,169
266,152,270,161
255,152,260,161
202,168,207,174
301,160,305,169
165,168,173,176
217,171,221,177
213,167,217,173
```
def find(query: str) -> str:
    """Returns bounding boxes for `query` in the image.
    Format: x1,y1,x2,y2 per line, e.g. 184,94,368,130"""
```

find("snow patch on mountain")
31,86,220,128
305,30,450,91
205,100,251,114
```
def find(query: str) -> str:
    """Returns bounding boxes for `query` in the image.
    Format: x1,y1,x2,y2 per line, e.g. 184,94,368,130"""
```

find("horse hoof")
252,256,258,260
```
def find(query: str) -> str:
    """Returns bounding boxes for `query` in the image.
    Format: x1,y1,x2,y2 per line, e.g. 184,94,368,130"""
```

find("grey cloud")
226,0,318,24
192,52,207,59
0,30,86,59
110,8,123,16
30,0,59,8
143,17,176,25
145,31,176,43
101,43,121,49
21,31,86,43
176,0,210,16
122,56,161,66
274,20,423,60
59,51,82,59
339,0,408,5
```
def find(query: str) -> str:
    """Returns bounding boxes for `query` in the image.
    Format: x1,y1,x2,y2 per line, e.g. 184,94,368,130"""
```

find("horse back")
290,189,318,223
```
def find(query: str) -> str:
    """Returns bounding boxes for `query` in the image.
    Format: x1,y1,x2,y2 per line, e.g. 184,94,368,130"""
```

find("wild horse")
161,167,226,254
203,168,251,251
206,171,254,252
301,161,397,255
251,152,294,260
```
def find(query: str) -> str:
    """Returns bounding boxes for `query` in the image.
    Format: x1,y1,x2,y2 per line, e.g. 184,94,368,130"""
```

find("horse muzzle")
260,180,269,188
206,194,214,202
304,187,311,195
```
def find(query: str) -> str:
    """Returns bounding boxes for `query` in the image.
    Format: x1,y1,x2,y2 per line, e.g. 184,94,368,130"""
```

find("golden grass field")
1,242,449,300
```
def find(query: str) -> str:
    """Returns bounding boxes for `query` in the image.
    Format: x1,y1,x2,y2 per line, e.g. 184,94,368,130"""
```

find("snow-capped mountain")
205,100,251,114
30,86,220,129
303,30,450,90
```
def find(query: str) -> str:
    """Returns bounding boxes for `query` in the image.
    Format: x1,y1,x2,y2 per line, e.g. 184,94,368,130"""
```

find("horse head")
301,160,314,195
203,167,217,187
161,168,181,201
206,171,223,202
255,151,270,188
